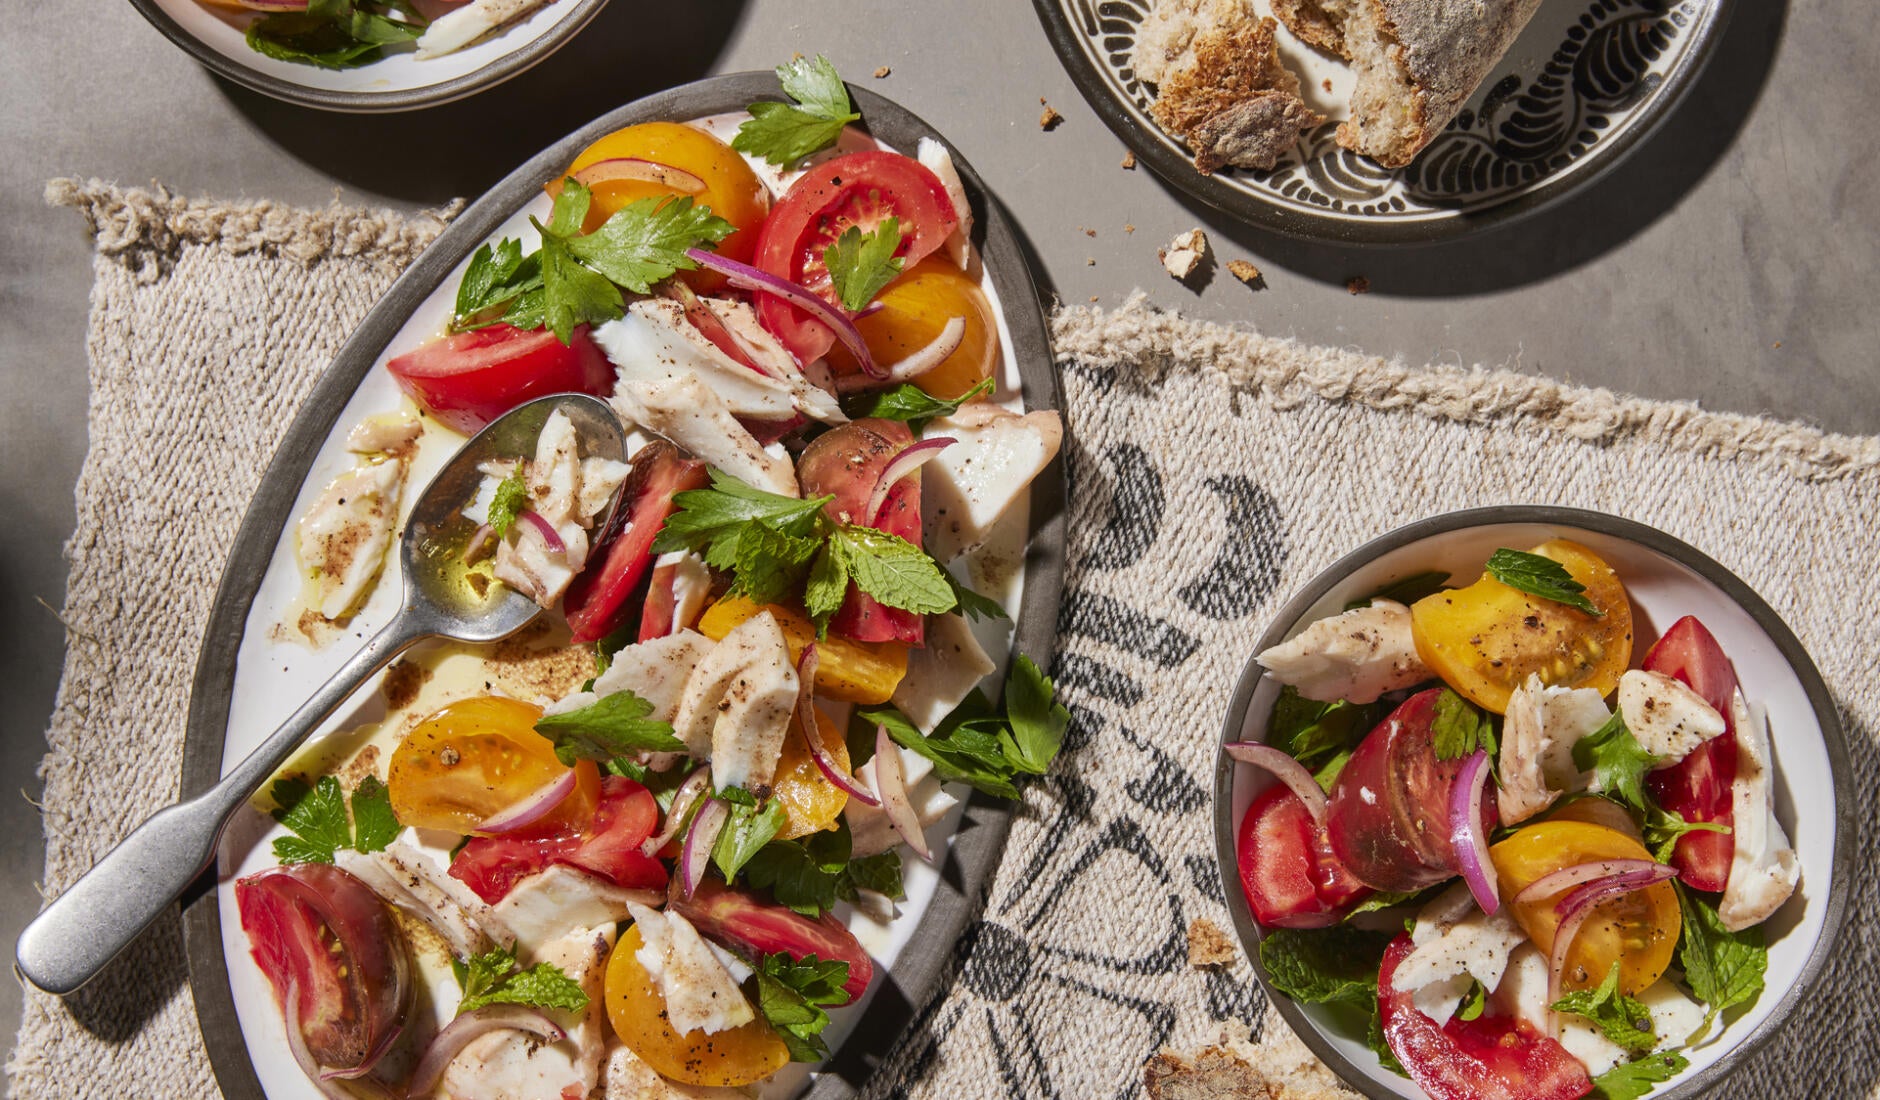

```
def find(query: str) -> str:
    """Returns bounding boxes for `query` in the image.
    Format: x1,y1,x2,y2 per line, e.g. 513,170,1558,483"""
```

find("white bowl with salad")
1214,508,1852,1100
173,64,1068,1100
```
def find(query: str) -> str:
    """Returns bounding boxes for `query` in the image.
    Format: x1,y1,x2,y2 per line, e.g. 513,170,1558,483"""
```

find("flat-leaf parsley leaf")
733,55,862,166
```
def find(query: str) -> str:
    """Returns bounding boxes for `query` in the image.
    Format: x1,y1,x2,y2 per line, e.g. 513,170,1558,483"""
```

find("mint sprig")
1483,548,1604,617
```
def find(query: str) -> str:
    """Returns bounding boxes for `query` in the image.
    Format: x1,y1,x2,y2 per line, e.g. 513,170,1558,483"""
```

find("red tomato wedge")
451,776,666,903
235,864,411,1074
1642,616,1740,891
795,419,926,646
386,323,615,435
638,558,682,643
1237,782,1369,928
1379,934,1593,1100
752,151,958,367
1326,689,1501,893
564,440,708,644
669,878,873,1004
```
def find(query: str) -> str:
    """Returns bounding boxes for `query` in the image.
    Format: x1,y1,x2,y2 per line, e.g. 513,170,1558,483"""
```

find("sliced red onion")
1224,742,1327,828
641,765,713,857
571,157,707,195
1513,859,1669,906
462,522,496,564
475,768,578,834
684,247,886,378
796,645,878,806
1449,750,1499,915
283,982,399,1100
862,437,955,526
873,724,931,861
518,509,566,554
407,1006,565,1099
855,300,887,319
679,799,728,899
1544,866,1679,1001
882,316,966,384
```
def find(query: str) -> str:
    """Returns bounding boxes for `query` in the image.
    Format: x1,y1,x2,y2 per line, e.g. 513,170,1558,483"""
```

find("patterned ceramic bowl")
1033,0,1734,243
1213,507,1852,1098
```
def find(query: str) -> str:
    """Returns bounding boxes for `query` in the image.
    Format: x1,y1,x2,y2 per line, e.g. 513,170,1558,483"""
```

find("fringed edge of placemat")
45,178,461,277
1053,293,1880,483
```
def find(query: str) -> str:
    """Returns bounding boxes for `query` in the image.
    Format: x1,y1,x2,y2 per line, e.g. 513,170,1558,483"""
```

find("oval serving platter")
132,0,609,112
1034,0,1734,243
178,71,1066,1100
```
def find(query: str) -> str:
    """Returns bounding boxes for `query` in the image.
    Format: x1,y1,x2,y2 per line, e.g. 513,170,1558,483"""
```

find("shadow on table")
215,0,751,204
1183,0,1788,297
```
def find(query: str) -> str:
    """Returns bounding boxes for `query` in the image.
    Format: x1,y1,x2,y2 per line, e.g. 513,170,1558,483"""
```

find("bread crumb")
1122,150,1137,169
1090,295,1100,302
1226,259,1263,286
1160,228,1210,280
1773,341,1782,349
873,65,891,78
1186,917,1238,967
1346,275,1371,295
1081,226,1097,237
1124,223,1136,234
1040,100,1064,130
1322,78,1333,93
1087,257,1097,266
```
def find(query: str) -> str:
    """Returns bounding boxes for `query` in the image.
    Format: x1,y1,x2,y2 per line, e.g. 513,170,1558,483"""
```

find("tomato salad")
1233,542,1800,1100
239,57,1067,1100
199,0,570,72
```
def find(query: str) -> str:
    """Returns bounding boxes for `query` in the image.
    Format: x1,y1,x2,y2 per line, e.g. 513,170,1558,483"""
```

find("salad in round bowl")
1213,508,1852,1100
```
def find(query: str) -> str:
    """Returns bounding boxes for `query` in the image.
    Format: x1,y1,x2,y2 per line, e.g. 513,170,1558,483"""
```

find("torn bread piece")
1137,1,1322,173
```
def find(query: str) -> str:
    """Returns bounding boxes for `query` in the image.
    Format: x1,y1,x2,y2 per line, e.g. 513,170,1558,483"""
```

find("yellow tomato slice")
698,595,908,704
605,925,789,1087
1489,821,1679,995
559,121,771,288
1410,539,1633,713
387,696,598,834
825,257,1000,399
773,707,851,841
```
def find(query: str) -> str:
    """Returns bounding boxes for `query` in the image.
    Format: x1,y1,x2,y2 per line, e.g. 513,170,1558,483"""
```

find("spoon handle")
15,610,434,995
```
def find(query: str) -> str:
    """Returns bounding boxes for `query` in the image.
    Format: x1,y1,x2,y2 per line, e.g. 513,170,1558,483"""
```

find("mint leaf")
534,225,623,345
566,195,734,295
536,690,687,764
1457,979,1487,1022
1366,1002,1407,1077
852,377,994,429
1346,570,1450,611
245,0,422,69
1574,712,1660,814
1675,883,1767,1027
833,525,956,614
487,467,529,539
1431,688,1496,761
843,850,904,900
272,776,353,864
1551,962,1657,1054
742,827,852,916
1003,655,1069,775
713,797,787,883
1340,888,1433,922
349,775,401,854
455,944,589,1016
1267,686,1380,769
863,697,1021,800
1257,927,1393,1010
1590,1051,1688,1100
803,543,851,636
943,569,1008,622
733,55,860,166
1644,807,1731,863
731,524,822,607
1484,547,1604,617
754,951,850,1061
824,218,904,312
652,469,832,562
452,238,543,332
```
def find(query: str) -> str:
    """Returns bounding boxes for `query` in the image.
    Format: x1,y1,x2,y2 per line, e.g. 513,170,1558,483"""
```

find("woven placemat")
13,181,1877,1100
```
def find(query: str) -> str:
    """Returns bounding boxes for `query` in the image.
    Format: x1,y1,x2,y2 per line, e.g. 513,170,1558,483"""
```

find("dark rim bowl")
129,0,609,113
1212,505,1853,1097
178,72,1066,1099
1031,0,1735,246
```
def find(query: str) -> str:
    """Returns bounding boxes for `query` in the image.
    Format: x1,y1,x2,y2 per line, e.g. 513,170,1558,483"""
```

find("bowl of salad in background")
1213,506,1853,1100
132,0,609,111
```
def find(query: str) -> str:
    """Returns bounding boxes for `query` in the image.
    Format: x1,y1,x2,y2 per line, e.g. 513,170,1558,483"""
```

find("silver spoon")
15,392,627,995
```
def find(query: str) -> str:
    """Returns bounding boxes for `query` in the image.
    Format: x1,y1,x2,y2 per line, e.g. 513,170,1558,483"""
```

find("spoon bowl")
15,392,627,995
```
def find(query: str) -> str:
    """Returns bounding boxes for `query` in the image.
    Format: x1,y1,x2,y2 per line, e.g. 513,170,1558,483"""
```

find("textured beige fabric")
15,184,1877,1100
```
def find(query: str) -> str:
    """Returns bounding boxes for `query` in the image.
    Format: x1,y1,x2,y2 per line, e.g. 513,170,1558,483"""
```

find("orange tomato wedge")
387,696,598,834
698,595,908,704
604,924,789,1087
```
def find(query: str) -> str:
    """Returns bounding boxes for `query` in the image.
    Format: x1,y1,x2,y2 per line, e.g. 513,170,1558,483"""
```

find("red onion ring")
282,981,399,1099
1512,859,1668,906
570,157,707,195
518,509,566,554
796,646,878,806
475,768,578,834
684,248,886,378
855,300,887,319
1545,866,1679,1001
641,765,713,857
1223,742,1327,828
882,316,966,383
873,724,931,861
862,437,955,526
406,1005,566,1099
1449,750,1499,915
679,799,728,899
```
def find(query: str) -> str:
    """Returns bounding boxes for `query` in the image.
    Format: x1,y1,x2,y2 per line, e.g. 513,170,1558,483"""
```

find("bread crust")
1146,9,1323,172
